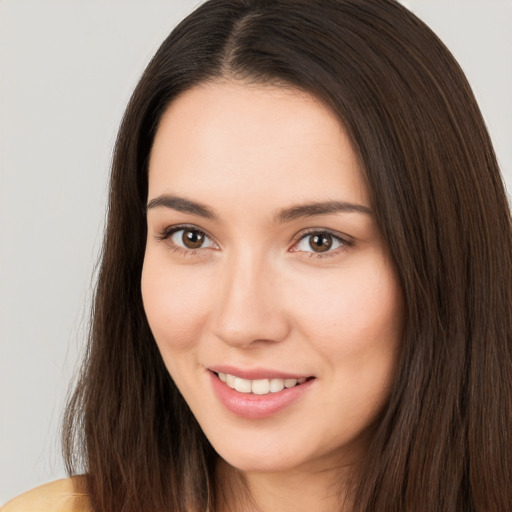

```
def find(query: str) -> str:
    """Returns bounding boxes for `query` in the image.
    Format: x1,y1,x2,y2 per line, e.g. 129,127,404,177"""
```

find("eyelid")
156,223,219,249
289,227,353,256
155,224,352,257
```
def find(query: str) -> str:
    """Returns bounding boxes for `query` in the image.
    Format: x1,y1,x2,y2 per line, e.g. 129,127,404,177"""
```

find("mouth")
212,371,315,396
208,368,316,419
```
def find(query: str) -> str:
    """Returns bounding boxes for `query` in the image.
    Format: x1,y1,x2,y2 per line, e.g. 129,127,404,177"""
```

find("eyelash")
156,224,352,259
156,224,215,257
290,228,352,259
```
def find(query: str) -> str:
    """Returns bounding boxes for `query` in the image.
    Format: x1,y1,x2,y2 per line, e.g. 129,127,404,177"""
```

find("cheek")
141,250,212,353
294,263,402,437
288,255,403,377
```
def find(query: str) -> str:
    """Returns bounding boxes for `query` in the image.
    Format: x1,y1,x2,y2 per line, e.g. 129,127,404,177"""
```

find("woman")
3,0,511,510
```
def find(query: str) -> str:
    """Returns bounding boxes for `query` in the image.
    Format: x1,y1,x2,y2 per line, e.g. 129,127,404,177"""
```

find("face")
142,81,403,475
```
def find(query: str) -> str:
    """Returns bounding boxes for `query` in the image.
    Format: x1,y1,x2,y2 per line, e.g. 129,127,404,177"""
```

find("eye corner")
152,224,220,255
289,228,353,258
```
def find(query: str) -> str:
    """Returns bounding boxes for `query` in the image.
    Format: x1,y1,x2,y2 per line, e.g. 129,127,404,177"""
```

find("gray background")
1,0,511,503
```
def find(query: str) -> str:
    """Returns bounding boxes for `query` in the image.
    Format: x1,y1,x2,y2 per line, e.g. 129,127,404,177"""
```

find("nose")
210,250,290,348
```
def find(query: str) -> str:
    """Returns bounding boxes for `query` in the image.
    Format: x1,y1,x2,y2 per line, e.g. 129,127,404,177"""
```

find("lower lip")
209,372,315,419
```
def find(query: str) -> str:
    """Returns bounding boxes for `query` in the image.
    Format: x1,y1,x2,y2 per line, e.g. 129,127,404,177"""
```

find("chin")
219,449,304,474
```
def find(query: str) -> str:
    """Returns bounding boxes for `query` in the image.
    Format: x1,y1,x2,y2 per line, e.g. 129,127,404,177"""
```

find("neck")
215,456,356,512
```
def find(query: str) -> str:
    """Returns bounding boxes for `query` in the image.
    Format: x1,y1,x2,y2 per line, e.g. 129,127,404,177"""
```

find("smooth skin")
141,80,404,512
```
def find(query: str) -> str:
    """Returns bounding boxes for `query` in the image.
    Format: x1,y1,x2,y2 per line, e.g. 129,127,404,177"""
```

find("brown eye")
293,231,345,255
182,229,205,249
309,233,333,252
167,227,216,251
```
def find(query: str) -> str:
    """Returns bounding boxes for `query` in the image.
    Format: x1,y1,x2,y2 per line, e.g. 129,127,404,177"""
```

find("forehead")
148,80,369,209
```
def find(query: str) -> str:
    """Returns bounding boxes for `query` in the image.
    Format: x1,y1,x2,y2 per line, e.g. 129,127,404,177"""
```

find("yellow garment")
1,477,91,512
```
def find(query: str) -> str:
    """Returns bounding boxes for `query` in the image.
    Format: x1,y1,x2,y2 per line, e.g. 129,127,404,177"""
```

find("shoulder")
1,477,91,512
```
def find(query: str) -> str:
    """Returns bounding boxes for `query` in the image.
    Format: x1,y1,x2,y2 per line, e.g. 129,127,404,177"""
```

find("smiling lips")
218,372,308,395
209,370,315,419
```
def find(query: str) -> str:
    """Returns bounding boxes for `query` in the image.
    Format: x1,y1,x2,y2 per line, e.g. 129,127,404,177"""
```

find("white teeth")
251,379,270,395
284,378,298,388
269,378,285,393
218,372,308,395
234,377,252,393
225,373,236,388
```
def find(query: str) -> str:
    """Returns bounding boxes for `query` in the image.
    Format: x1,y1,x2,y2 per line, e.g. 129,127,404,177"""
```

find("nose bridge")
212,246,289,347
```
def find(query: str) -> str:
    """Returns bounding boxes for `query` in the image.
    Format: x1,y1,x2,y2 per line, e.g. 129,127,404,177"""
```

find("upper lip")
208,365,313,380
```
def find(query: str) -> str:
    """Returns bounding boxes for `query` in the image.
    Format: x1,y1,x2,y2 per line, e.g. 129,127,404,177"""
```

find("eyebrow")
147,195,218,220
146,194,372,222
274,200,372,223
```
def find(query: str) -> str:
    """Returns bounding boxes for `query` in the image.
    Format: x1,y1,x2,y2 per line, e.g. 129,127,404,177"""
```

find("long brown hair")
63,1,512,510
